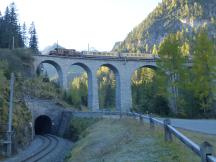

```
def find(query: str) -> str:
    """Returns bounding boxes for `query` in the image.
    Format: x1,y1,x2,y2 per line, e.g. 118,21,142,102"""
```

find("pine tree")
0,3,24,48
17,23,25,48
7,3,23,48
29,22,39,54
22,23,28,47
1,7,10,48
0,11,3,46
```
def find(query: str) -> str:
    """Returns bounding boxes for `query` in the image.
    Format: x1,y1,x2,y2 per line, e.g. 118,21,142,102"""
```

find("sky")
0,0,161,51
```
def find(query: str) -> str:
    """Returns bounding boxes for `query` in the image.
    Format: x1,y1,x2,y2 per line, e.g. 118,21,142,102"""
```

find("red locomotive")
49,48,82,56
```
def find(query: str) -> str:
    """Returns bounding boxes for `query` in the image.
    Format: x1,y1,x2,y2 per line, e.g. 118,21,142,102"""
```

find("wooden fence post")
149,114,154,129
133,112,136,119
200,141,213,162
139,114,143,123
119,111,122,119
164,119,172,142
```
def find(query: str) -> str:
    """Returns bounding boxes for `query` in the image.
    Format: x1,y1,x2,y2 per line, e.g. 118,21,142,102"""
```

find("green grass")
178,129,216,155
65,118,201,162
65,117,100,141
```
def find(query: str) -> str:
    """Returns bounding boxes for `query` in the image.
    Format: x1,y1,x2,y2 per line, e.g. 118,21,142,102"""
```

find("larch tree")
157,33,186,114
191,30,216,114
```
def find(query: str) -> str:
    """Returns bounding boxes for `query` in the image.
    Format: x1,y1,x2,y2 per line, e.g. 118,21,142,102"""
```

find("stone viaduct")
33,55,157,112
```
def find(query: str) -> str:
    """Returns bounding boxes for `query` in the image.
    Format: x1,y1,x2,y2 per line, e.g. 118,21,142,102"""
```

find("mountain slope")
113,0,216,53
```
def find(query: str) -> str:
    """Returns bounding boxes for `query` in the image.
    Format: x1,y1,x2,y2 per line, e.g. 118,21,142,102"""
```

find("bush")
66,117,100,141
0,48,34,77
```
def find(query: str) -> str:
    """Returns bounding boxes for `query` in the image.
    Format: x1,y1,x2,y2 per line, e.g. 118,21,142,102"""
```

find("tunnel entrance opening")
34,115,52,135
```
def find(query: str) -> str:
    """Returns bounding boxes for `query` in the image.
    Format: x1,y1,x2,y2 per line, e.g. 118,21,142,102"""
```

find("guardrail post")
126,112,129,117
149,114,154,129
139,114,143,123
200,141,213,162
120,111,122,119
133,112,136,119
164,119,172,142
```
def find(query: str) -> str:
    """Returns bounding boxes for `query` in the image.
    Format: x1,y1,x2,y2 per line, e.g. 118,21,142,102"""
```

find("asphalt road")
164,118,216,135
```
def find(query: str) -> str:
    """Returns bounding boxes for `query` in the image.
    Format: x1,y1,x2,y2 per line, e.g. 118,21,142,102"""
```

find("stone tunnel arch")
34,115,52,135
97,63,120,111
67,62,92,110
36,60,63,87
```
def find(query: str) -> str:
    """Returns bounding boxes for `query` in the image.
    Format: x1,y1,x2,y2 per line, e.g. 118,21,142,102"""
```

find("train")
49,48,82,56
48,48,158,60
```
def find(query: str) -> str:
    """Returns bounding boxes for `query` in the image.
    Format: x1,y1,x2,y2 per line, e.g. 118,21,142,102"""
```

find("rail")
20,134,59,162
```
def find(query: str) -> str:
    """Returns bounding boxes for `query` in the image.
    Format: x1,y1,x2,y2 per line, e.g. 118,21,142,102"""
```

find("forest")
113,0,216,53
0,3,39,152
65,29,216,118
0,2,38,52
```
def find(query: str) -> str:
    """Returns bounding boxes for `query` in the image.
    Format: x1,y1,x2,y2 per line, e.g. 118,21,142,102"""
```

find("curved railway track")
20,134,59,162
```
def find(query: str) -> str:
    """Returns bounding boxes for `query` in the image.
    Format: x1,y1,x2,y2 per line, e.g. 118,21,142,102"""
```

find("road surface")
160,118,216,135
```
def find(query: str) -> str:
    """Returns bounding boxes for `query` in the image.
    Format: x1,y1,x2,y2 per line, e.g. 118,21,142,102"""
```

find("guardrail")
125,112,216,162
76,111,216,162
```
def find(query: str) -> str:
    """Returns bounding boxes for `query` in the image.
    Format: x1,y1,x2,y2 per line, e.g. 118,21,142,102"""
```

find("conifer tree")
0,3,24,48
22,23,28,47
29,22,39,54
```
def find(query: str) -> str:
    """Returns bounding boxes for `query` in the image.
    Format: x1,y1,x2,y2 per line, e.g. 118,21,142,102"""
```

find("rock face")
113,0,216,53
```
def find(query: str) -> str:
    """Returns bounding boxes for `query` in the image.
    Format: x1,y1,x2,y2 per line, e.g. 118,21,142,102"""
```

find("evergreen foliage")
131,68,169,115
64,67,116,110
0,49,35,153
113,0,216,53
0,3,38,51
29,22,39,54
156,31,216,117
65,31,215,118
97,66,115,110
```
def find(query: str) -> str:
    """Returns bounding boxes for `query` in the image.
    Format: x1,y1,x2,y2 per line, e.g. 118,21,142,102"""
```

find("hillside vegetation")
65,118,204,162
113,0,216,53
0,49,34,156
64,30,216,118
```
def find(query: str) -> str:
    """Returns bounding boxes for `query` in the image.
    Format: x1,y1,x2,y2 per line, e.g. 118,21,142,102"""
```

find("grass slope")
66,118,201,162
179,129,216,155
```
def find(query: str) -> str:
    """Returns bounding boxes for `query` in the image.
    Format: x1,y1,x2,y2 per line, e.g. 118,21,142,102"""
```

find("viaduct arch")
33,55,158,112
36,60,64,86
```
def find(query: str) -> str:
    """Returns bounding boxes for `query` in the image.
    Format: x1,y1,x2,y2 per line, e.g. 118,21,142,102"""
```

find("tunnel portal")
34,115,52,134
